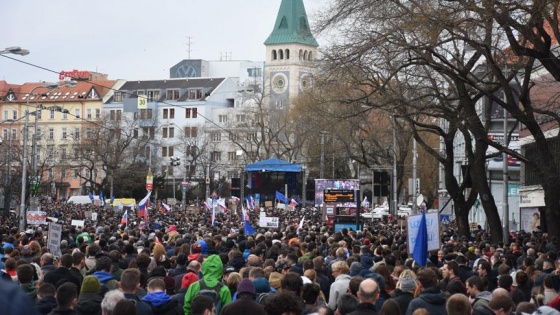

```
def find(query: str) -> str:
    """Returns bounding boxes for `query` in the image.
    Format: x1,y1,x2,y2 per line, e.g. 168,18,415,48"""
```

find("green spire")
264,0,318,47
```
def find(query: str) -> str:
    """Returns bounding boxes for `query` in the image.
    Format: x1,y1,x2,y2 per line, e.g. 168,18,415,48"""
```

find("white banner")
407,212,441,253
27,211,47,225
48,222,63,258
71,219,85,227
259,216,279,228
91,212,98,221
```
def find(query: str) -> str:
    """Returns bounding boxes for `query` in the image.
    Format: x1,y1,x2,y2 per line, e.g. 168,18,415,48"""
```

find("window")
62,128,67,139
184,126,198,138
61,148,66,160
3,110,7,120
247,68,262,77
61,168,66,179
236,114,246,123
50,108,55,119
211,133,221,142
162,146,174,157
229,133,239,141
74,128,80,139
137,90,145,97
186,145,197,156
110,110,122,121
219,115,228,123
113,91,123,102
140,109,153,119
75,109,80,118
12,110,17,120
162,127,174,138
211,151,221,161
47,145,55,159
11,129,16,140
167,89,180,100
142,127,155,139
2,129,6,140
48,128,54,140
188,89,203,100
86,128,92,139
95,108,101,118
246,132,257,141
185,108,198,118
86,109,92,119
62,111,68,119
147,90,160,102
228,152,237,161
163,108,175,119
74,169,79,178
37,110,42,120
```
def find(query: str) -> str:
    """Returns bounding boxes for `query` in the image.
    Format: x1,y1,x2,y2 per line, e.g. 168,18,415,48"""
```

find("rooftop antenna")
186,36,194,59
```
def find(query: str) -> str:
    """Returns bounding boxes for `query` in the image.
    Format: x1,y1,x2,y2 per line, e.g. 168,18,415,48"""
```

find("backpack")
196,279,224,314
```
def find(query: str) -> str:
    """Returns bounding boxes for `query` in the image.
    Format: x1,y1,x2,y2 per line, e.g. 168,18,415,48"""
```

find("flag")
211,206,216,226
297,217,305,235
117,201,123,211
243,208,256,235
231,196,240,203
89,191,94,202
249,195,255,210
246,198,252,211
412,210,429,267
362,196,369,207
138,190,152,219
99,191,105,206
203,202,210,210
120,210,128,225
289,199,299,207
275,191,288,204
161,202,170,214
217,198,227,212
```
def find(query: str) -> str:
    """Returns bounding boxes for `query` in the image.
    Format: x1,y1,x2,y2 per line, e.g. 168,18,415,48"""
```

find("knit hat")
81,275,101,294
350,262,363,277
181,272,199,289
189,243,203,261
237,278,256,296
253,277,271,294
400,276,417,293
268,272,283,291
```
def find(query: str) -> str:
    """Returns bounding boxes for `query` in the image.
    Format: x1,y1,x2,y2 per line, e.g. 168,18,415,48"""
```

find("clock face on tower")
271,73,288,94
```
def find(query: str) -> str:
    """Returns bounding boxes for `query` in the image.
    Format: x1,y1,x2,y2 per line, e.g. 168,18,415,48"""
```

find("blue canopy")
245,158,302,173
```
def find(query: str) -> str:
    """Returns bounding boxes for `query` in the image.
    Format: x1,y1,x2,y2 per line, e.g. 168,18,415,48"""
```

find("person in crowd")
466,276,492,309
220,278,266,315
446,293,472,315
190,295,215,315
393,275,417,315
118,268,152,315
36,283,57,315
264,291,304,315
43,254,81,289
347,278,380,315
440,261,466,295
112,299,137,315
334,294,359,315
76,275,103,315
17,263,38,302
100,289,125,315
49,283,79,315
472,293,514,315
142,278,182,315
328,261,351,311
405,268,447,315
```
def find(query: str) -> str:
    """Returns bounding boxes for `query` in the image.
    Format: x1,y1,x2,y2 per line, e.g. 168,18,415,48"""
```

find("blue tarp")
244,158,302,173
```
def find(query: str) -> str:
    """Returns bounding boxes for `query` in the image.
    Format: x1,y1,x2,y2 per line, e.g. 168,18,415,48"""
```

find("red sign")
59,70,90,80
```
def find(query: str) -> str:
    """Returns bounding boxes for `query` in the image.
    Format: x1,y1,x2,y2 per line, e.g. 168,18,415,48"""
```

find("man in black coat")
221,278,266,315
43,254,81,289
347,278,380,315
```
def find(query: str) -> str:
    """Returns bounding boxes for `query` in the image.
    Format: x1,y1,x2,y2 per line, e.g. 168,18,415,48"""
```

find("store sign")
59,70,91,80
519,189,545,207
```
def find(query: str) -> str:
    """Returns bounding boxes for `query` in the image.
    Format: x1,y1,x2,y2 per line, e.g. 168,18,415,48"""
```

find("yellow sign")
138,96,147,109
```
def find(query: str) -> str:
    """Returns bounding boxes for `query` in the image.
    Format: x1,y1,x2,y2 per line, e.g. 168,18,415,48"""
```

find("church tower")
264,0,318,110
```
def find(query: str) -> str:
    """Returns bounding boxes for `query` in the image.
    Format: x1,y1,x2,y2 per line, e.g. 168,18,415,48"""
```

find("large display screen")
315,179,359,207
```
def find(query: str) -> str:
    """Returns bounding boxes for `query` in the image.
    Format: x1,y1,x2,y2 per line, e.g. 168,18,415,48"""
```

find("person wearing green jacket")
183,254,231,315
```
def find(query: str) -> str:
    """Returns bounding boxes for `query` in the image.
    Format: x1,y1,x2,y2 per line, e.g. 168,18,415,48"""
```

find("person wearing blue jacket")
143,278,182,315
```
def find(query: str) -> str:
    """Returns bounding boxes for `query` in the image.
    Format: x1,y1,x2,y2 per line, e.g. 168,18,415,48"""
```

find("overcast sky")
0,0,327,84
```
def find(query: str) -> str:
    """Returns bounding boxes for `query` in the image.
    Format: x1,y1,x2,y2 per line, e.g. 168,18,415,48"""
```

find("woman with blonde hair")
226,272,242,299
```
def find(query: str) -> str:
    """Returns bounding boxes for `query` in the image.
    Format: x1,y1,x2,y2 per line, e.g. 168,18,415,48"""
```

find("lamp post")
170,157,180,201
0,46,30,56
2,119,16,216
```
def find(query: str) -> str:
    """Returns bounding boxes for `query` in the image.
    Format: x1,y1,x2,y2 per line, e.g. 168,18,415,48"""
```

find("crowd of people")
0,199,560,315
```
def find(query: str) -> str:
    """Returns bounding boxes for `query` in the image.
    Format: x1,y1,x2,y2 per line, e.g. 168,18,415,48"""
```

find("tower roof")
264,0,318,47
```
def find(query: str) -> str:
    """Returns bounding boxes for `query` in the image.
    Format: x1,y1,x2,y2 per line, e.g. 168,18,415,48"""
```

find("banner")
71,219,85,227
258,217,279,228
47,222,63,258
27,211,47,225
407,212,441,253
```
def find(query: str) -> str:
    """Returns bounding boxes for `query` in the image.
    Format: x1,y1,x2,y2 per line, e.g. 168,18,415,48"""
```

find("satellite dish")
416,194,425,207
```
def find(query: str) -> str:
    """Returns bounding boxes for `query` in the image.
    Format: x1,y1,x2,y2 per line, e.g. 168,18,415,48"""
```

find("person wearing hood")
171,271,199,307
183,254,232,315
405,268,447,315
92,256,118,295
221,278,266,315
466,276,492,309
36,283,58,315
142,278,182,315
76,275,103,315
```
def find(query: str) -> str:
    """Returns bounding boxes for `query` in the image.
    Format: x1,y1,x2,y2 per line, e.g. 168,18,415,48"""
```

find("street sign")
181,181,189,193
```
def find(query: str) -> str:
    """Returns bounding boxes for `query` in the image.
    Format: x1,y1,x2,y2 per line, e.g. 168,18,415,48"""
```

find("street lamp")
19,82,72,231
0,46,30,56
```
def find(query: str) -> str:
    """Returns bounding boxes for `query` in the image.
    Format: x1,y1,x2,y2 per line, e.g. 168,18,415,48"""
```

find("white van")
67,195,98,204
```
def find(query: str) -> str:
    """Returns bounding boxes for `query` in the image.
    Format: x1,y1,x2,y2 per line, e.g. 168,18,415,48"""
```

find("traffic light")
170,157,180,166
